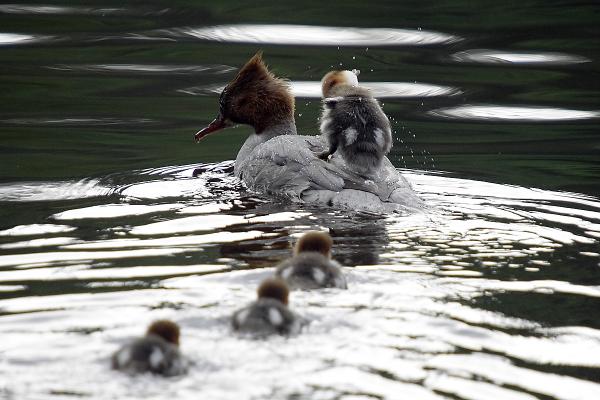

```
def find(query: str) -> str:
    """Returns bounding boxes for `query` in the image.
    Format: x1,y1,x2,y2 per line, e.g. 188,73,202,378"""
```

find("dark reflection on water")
1,0,600,398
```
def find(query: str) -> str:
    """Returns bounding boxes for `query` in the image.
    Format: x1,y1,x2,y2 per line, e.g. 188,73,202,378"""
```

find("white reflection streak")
130,212,308,235
0,5,126,14
443,277,600,298
427,354,600,399
182,24,460,46
291,81,460,98
183,81,461,98
0,224,75,236
47,63,236,74
0,248,189,268
429,105,600,121
0,33,37,45
0,264,227,282
0,179,112,202
52,203,183,220
453,49,590,64
62,230,266,250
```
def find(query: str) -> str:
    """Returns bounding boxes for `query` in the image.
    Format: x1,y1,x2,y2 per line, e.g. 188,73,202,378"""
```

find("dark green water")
1,1,599,193
1,2,600,399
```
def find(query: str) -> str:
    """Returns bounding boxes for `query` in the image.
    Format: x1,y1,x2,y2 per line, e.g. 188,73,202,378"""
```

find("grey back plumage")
275,252,347,290
111,334,186,376
233,117,423,213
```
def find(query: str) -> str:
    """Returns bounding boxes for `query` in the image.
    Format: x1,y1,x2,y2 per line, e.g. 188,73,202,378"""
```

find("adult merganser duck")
318,70,393,175
194,52,423,213
111,320,187,376
232,278,301,335
275,231,347,289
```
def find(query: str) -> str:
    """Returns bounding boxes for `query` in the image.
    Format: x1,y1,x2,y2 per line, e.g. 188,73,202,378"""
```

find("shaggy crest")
221,52,295,133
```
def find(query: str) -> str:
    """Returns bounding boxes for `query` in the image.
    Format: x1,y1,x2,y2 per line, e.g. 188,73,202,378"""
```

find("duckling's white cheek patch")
312,268,326,284
149,348,164,369
344,127,359,145
268,308,283,326
116,348,131,367
236,309,250,325
281,267,293,280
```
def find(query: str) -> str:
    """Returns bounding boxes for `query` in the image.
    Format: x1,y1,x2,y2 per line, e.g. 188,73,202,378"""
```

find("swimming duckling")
111,320,186,376
318,70,393,175
232,278,300,335
275,231,347,289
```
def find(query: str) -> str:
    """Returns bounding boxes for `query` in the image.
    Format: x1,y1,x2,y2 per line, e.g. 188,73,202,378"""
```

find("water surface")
1,1,599,399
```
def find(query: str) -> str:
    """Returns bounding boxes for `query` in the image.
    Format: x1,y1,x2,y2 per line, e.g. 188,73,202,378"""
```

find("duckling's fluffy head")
146,319,180,346
294,231,333,258
321,70,359,97
257,278,289,305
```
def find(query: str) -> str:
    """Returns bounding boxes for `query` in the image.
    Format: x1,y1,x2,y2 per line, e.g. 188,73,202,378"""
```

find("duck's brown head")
257,277,289,305
294,231,333,258
146,319,180,346
321,69,359,98
195,52,295,141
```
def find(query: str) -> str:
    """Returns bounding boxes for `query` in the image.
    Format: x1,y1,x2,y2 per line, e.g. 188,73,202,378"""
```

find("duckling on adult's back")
318,70,393,175
111,320,187,376
275,231,347,290
194,52,423,214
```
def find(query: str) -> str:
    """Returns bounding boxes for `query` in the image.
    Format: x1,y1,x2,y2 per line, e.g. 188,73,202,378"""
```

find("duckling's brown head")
257,277,289,305
294,231,333,258
195,52,295,141
146,319,180,346
321,70,360,98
